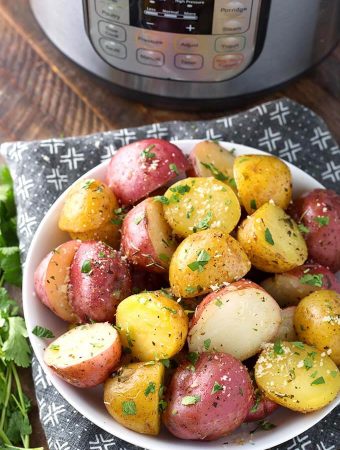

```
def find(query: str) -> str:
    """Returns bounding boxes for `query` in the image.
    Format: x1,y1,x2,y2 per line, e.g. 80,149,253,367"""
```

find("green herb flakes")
264,228,274,245
273,340,284,355
203,338,211,350
154,195,169,205
211,381,223,394
193,211,212,233
300,273,323,287
314,216,330,226
293,342,305,349
122,400,137,415
250,199,257,210
141,144,156,159
144,382,156,396
201,162,228,182
311,376,325,385
169,163,179,175
187,352,199,366
298,224,310,234
187,249,210,272
81,259,92,274
181,395,201,406
32,326,55,338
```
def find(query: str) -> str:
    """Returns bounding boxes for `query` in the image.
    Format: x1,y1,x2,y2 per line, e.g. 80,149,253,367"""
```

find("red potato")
106,139,188,205
69,241,131,322
121,198,177,272
44,323,121,388
288,189,340,272
163,352,253,440
34,240,81,322
188,280,281,361
261,264,340,307
245,388,279,423
273,307,297,342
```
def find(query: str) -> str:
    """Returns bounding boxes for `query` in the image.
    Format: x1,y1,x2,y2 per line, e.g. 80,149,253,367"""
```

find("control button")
137,49,164,67
215,36,245,52
98,21,126,41
220,1,249,17
136,31,165,49
213,53,244,70
99,38,127,59
95,0,129,24
175,54,203,70
221,19,248,33
176,37,200,52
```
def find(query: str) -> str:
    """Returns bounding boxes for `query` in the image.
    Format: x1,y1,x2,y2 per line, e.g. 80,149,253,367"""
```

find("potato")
245,387,279,423
44,323,121,388
163,352,253,440
69,241,131,322
131,266,166,294
233,154,292,214
255,341,340,412
162,177,240,238
261,264,340,307
237,203,308,273
104,362,164,435
116,291,188,361
34,240,80,322
187,140,236,190
273,307,297,342
169,229,251,298
294,290,340,365
288,189,340,272
58,178,120,248
121,198,177,273
106,139,188,205
188,280,281,361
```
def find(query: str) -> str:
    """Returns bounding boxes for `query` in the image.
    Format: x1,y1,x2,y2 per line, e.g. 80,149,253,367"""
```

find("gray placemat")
1,98,339,450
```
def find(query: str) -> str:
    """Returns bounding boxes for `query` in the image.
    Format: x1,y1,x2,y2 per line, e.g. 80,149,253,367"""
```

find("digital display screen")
129,0,214,34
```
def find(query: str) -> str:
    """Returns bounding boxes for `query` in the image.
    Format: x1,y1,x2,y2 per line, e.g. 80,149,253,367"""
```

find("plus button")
186,24,195,32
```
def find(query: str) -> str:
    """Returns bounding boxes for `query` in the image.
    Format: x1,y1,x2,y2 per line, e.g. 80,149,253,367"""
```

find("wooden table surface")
0,0,339,448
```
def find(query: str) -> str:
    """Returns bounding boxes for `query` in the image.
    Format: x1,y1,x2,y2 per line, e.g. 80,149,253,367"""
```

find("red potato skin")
163,352,253,441
34,253,51,309
288,189,340,272
69,241,131,323
245,391,279,422
47,337,122,388
287,264,340,291
190,279,267,328
106,139,188,205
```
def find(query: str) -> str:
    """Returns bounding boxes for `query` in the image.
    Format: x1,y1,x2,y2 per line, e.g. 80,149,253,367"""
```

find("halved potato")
58,178,120,248
169,229,251,298
255,342,340,412
121,198,177,272
116,292,188,361
162,177,241,238
44,323,121,388
104,362,164,435
233,154,292,214
187,140,236,190
273,307,297,342
237,203,308,273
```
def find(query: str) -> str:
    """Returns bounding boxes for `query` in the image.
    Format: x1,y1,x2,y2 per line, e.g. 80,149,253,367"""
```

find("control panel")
85,0,263,82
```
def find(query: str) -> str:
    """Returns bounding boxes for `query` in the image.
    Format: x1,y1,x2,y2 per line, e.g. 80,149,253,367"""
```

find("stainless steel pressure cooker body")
30,0,340,108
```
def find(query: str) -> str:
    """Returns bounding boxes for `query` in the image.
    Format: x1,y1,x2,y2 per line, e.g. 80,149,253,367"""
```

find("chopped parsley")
314,216,329,226
169,163,179,175
253,420,276,432
203,338,211,350
144,382,156,397
82,179,95,189
160,358,171,368
187,352,199,366
141,144,156,159
264,228,274,245
215,298,222,307
154,195,169,205
298,223,310,234
311,376,325,386
49,344,60,351
250,199,257,210
185,286,197,294
122,400,137,415
81,259,92,274
181,395,201,406
170,184,190,195
187,249,210,272
273,340,284,355
211,382,223,394
201,162,228,182
111,207,127,225
293,342,305,349
303,357,314,370
32,326,54,338
300,273,323,287
193,211,212,233
162,306,177,314
330,371,338,378
158,399,168,412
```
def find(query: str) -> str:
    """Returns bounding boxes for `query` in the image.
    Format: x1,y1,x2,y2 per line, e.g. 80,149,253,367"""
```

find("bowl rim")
23,140,339,450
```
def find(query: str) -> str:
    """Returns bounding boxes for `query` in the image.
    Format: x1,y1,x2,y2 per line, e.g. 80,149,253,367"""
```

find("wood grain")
0,0,339,448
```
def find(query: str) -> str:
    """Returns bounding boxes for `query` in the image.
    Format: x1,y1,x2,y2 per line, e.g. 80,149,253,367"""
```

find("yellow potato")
104,362,164,435
116,292,188,361
58,178,120,248
255,341,340,412
234,154,292,214
237,203,307,273
169,229,251,298
162,177,241,238
294,290,340,365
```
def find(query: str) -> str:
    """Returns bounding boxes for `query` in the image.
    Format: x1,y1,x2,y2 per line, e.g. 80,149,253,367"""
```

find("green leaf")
300,273,323,287
273,340,284,355
311,376,325,385
330,371,338,378
170,184,190,195
185,286,197,294
158,399,168,412
201,162,228,182
292,341,304,349
3,316,31,367
303,357,314,370
187,352,199,366
32,326,55,338
154,195,169,205
144,381,156,397
215,298,222,307
81,259,92,274
81,179,95,190
122,400,136,415
0,246,22,286
162,306,177,314
141,144,156,159
203,338,211,350
159,253,170,263
264,228,274,245
211,381,223,394
160,358,171,368
169,163,179,175
298,223,310,234
6,410,32,443
193,211,212,233
187,249,210,272
250,199,257,210
314,216,329,226
181,395,201,405
254,420,276,432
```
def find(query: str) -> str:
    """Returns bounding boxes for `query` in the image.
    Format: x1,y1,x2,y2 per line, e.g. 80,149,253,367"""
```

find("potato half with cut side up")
44,322,122,388
187,140,236,190
255,341,340,412
121,197,177,272
237,203,308,273
169,229,251,298
162,177,241,238
188,280,281,361
58,178,121,248
34,240,81,322
233,154,292,214
116,291,188,361
104,362,164,435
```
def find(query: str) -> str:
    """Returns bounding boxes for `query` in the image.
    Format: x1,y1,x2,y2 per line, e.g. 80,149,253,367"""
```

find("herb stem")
0,428,11,445
12,364,31,448
0,365,12,432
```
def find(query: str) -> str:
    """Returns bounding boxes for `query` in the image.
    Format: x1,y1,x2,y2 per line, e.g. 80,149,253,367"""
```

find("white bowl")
23,140,339,450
